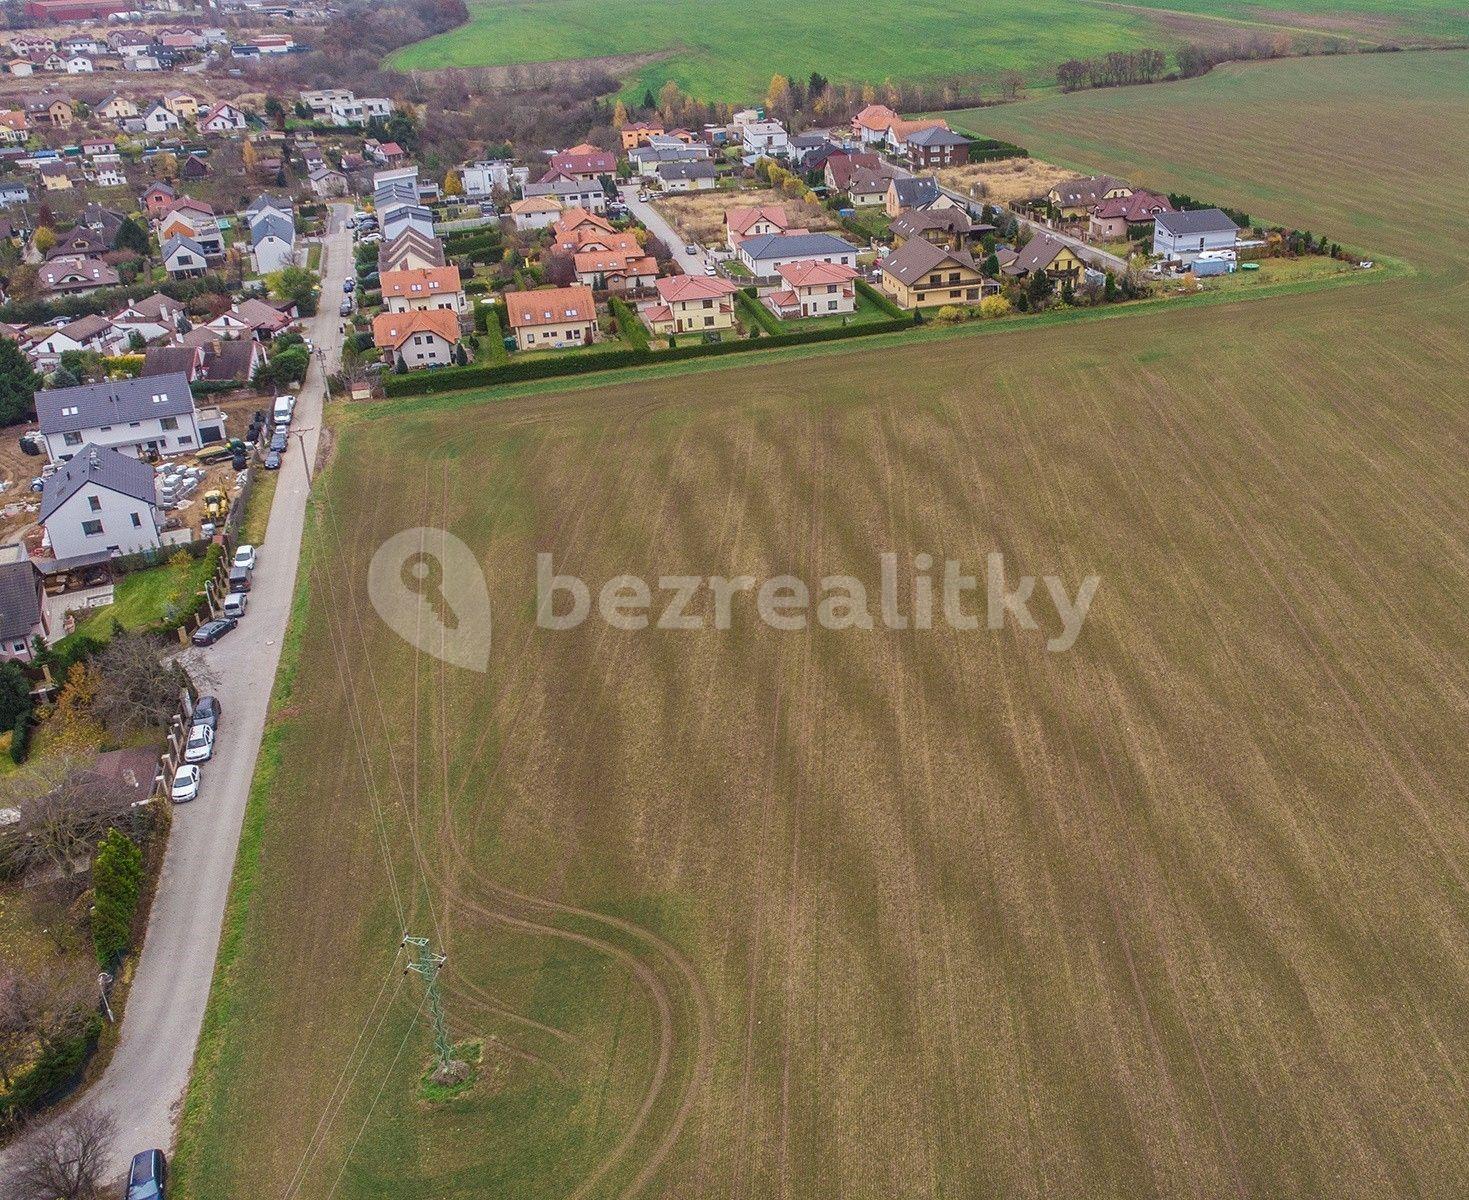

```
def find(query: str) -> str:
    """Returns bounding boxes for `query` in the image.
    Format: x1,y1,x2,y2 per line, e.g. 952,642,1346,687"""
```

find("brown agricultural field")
650,187,837,245
175,51,1469,1199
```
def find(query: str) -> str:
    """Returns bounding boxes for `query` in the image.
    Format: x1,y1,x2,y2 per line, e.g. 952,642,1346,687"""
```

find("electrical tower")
402,935,458,1072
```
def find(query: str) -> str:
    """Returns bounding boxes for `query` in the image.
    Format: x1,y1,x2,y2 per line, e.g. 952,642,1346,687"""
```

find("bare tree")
90,634,191,734
0,957,96,1088
12,1109,118,1200
0,758,140,879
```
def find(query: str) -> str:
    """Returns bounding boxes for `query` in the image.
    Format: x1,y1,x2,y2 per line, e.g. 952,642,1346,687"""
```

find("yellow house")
1002,231,1087,286
879,238,992,309
163,91,200,120
96,94,138,121
642,274,739,336
1046,175,1131,219
39,164,72,191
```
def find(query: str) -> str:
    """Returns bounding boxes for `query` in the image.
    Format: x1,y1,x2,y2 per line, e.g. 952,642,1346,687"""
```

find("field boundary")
365,253,1408,419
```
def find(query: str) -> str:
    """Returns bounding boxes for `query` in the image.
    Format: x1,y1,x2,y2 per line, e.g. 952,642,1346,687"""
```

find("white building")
34,373,203,463
461,159,528,198
741,120,790,161
736,231,859,278
40,444,161,560
1153,208,1240,264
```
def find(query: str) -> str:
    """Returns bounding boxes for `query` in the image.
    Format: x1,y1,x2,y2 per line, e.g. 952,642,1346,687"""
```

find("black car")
264,450,282,470
227,565,252,593
191,617,238,647
269,430,288,453
191,695,221,730
343,277,355,292
126,1148,167,1199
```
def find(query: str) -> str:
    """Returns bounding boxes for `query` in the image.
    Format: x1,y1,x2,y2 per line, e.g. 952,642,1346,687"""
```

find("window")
130,512,142,527
88,495,101,512
178,435,192,445
161,416,178,431
63,431,82,446
82,519,103,536
61,405,79,417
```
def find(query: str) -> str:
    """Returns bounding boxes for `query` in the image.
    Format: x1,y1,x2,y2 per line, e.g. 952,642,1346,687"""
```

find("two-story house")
34,372,202,462
736,231,858,279
641,275,739,337
504,285,599,351
879,238,993,308
380,265,465,314
372,309,463,369
40,444,161,560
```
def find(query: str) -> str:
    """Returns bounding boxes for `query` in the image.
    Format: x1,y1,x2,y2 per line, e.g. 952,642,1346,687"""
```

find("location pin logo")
367,528,491,671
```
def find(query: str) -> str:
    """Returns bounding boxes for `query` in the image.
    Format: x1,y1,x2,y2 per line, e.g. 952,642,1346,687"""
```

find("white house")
34,373,202,463
141,103,180,133
40,444,161,560
520,178,607,212
249,210,295,274
161,233,209,278
198,101,247,133
1153,208,1240,264
655,161,716,192
741,120,790,162
64,55,94,74
0,550,48,661
461,159,528,198
736,231,858,278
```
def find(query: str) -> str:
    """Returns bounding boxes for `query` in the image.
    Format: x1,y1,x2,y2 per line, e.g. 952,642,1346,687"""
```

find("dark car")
126,1148,167,1199
343,277,355,292
191,617,237,647
339,299,353,317
264,450,282,470
231,449,248,470
191,694,221,730
269,430,288,453
227,565,252,593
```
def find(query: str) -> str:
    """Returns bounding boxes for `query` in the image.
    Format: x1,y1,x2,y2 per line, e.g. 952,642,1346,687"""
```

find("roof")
140,344,199,377
231,297,292,330
0,558,41,642
36,372,194,436
55,313,113,342
852,104,897,132
1154,207,1239,236
880,237,977,285
889,176,940,209
887,118,951,142
905,125,970,148
776,260,857,287
371,309,462,350
726,205,789,237
116,293,181,323
380,265,461,299
503,285,596,330
1006,231,1074,274
510,196,562,215
40,443,156,521
826,152,883,190
250,212,294,245
203,337,259,381
39,257,119,289
1091,189,1173,223
737,231,857,262
847,166,896,194
522,178,607,200
656,161,715,181
572,250,655,277
655,274,738,303
161,233,206,261
1049,175,1125,206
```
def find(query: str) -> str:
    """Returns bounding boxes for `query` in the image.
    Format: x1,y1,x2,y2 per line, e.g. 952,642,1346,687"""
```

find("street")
0,203,353,1180
619,183,710,273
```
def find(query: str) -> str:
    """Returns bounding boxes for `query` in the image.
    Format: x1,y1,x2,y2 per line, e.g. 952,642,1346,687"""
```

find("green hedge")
383,314,917,397
0,1014,103,1122
856,278,907,319
736,290,783,335
607,295,650,351
92,829,143,968
462,278,491,295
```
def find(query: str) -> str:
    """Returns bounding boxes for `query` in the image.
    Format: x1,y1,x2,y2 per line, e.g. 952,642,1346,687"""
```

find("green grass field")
176,51,1469,1199
64,554,212,645
386,0,1464,101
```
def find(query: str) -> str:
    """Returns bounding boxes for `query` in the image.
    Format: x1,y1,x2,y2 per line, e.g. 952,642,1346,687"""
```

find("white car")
171,763,201,802
222,591,248,619
184,724,214,763
232,545,256,571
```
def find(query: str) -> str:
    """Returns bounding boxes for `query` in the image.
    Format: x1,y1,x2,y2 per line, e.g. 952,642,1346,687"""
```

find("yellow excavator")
202,489,230,521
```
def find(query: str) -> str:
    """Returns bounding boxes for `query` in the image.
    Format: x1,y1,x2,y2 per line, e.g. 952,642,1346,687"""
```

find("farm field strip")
178,51,1469,1199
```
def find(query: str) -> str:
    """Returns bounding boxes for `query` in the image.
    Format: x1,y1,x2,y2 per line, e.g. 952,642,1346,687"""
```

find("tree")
0,336,41,427
0,662,31,730
999,70,1024,101
112,215,150,256
32,226,56,255
266,265,321,316
641,87,656,111
541,249,576,287
983,252,1000,278
442,169,463,197
11,1108,117,1200
91,634,188,733
0,955,96,1082
612,99,628,128
264,93,286,129
0,757,139,878
766,73,792,117
91,828,143,967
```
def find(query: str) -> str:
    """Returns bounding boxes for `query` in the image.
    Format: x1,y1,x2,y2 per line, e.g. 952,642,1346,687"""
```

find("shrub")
0,1014,103,1122
855,279,907,320
10,713,30,765
607,296,649,351
935,305,970,324
735,291,783,336
91,829,143,967
979,296,1013,319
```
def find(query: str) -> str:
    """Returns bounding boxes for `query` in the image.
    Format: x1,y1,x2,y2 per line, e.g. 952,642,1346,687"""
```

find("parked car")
227,566,251,593
191,695,221,730
343,278,355,292
183,723,214,763
269,430,288,453
126,1148,167,1200
191,616,237,646
339,299,353,317
637,191,649,202
170,765,200,804
232,545,256,571
684,244,698,255
264,450,282,470
222,591,248,618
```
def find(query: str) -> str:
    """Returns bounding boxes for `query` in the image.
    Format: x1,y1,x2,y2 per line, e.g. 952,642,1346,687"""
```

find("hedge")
383,314,917,397
735,290,783,336
462,278,491,295
855,278,908,319
92,828,143,968
607,295,650,351
0,1014,103,1123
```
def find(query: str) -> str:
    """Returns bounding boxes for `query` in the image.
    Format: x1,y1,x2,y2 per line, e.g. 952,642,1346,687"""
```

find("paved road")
620,183,710,274
0,203,353,1181
1009,211,1130,274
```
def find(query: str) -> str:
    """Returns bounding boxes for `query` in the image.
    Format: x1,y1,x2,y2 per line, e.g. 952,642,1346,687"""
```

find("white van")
273,394,296,427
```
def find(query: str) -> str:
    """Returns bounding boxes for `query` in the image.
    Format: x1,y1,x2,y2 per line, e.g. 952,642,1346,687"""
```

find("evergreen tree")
113,215,150,255
0,336,41,426
92,828,143,967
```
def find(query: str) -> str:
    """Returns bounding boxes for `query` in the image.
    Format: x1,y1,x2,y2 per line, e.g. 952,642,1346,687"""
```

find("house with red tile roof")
763,260,858,320
372,309,462,368
503,285,598,351
640,274,739,337
1088,189,1173,240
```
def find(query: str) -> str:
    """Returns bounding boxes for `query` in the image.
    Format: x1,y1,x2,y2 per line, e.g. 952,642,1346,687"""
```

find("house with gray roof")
886,175,941,215
736,231,859,278
40,444,161,560
1153,207,1240,263
0,547,47,661
249,210,295,274
521,177,607,211
161,233,209,279
35,372,201,463
655,160,716,191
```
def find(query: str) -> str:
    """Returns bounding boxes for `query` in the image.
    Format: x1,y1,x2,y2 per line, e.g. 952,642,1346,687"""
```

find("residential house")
847,166,896,207
82,138,116,157
92,164,127,188
224,297,295,339
618,119,664,150
178,154,209,182
725,204,794,252
0,550,47,661
884,117,951,155
740,120,789,162
628,140,711,175
763,260,858,320
0,111,29,146
641,275,739,337
23,92,73,126
198,101,247,133
34,372,202,462
656,161,716,192
521,178,607,213
28,314,124,368
377,228,445,274
46,227,109,259
503,285,598,352
1153,208,1239,264
161,234,209,278
141,103,181,134
888,207,991,253
999,231,1087,286
1047,175,1130,219
112,293,186,343
372,309,463,369
879,238,993,308
544,144,615,182
551,208,617,248
885,175,942,217
380,265,465,314
249,211,295,274
509,196,563,231
461,159,529,198
1088,190,1173,241
822,152,887,190
851,103,898,146
381,205,434,243
38,163,73,191
6,60,35,78
96,93,138,121
571,247,657,293
900,126,971,170
309,166,348,198
39,256,119,295
140,180,176,216
0,181,30,207
40,444,161,560
736,231,858,279
64,55,93,74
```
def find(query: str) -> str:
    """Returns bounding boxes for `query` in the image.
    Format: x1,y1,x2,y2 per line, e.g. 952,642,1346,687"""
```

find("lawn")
238,468,279,548
177,51,1469,1200
63,554,213,645
385,0,1463,101
772,290,894,331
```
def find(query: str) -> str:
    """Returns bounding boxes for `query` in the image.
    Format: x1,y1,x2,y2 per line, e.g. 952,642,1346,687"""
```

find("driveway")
0,203,353,1180
620,184,708,273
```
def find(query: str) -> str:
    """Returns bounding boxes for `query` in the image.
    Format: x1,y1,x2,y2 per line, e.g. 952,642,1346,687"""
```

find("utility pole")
402,935,458,1073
